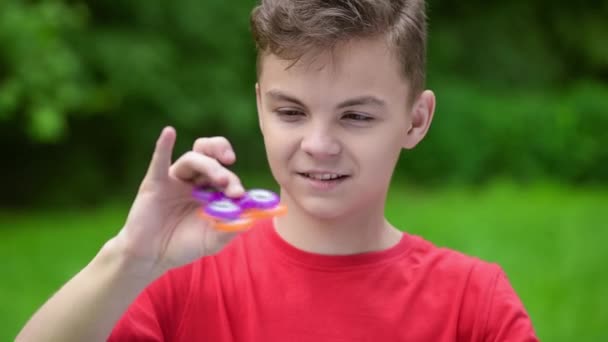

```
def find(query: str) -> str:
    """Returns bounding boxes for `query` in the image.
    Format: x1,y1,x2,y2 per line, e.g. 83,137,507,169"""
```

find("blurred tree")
0,1,93,141
0,0,606,206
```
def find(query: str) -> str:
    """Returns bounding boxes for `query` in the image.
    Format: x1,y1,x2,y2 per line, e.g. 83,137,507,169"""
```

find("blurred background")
0,0,606,340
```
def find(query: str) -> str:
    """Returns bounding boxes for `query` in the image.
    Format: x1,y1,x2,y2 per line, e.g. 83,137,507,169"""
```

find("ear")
255,83,264,134
402,90,436,149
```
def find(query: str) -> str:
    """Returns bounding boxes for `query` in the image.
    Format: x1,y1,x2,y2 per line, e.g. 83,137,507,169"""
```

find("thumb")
145,126,177,181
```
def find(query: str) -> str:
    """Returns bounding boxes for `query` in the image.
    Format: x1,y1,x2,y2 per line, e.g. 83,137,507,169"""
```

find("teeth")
305,173,342,180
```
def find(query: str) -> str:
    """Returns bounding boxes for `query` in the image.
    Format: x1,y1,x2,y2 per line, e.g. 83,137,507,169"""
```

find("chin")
304,207,342,221
295,196,353,221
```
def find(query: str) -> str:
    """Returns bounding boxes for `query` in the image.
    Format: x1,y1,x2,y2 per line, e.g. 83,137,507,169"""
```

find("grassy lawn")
1,182,606,341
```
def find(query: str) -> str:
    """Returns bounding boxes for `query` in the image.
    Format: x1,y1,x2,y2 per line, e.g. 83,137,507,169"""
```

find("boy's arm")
16,237,158,342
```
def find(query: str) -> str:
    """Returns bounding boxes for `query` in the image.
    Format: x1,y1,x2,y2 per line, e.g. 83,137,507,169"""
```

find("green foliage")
0,0,607,206
80,0,258,132
401,80,608,184
0,0,93,141
427,1,608,87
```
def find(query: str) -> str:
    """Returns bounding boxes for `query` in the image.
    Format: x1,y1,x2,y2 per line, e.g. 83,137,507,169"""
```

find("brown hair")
250,0,428,99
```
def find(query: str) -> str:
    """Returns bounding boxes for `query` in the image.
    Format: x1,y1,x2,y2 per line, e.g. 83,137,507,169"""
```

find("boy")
17,0,539,341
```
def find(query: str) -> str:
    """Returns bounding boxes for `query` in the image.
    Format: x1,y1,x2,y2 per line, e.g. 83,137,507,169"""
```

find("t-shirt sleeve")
483,266,539,342
107,263,196,342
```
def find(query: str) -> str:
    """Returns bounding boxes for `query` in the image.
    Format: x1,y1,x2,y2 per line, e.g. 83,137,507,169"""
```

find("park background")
0,0,607,340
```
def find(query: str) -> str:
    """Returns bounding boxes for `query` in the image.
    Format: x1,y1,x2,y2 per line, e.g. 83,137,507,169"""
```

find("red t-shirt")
108,219,538,341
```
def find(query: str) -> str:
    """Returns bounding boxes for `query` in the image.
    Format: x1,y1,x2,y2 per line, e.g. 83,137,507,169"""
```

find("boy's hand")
15,127,245,342
113,127,245,277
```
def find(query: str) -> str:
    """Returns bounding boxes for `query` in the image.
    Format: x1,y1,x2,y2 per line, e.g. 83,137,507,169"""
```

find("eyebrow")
266,90,386,110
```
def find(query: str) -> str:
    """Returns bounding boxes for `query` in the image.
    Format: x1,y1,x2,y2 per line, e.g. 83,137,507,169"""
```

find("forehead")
258,37,411,102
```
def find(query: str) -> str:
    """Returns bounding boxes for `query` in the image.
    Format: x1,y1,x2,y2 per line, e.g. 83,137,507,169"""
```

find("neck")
274,191,403,255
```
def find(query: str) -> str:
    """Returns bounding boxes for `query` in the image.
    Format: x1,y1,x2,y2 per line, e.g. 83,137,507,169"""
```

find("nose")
300,126,341,159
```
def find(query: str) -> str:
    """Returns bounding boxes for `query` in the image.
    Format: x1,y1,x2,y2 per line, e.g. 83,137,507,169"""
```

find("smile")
300,172,348,181
297,172,351,191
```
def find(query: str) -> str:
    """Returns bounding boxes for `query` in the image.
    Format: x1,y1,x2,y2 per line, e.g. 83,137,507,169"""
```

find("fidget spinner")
192,187,287,232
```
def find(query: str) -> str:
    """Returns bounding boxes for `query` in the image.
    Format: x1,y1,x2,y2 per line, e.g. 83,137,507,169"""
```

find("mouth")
296,172,351,191
297,172,350,181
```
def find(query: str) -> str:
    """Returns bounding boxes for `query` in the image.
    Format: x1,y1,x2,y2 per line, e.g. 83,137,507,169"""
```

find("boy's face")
256,36,434,220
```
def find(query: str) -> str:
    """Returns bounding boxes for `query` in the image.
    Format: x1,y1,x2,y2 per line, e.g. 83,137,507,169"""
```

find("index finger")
146,126,176,181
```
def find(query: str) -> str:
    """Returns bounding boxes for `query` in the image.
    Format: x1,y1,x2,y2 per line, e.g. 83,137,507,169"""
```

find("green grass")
2,182,607,341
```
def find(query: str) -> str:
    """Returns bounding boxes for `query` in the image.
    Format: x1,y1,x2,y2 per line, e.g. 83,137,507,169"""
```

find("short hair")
250,0,428,100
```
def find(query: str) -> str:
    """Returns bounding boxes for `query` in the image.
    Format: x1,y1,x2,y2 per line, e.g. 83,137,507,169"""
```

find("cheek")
263,125,297,170
356,134,402,178
263,139,285,185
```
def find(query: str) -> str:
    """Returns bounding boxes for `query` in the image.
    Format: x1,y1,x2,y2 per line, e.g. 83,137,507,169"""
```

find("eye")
343,112,373,122
275,109,305,121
